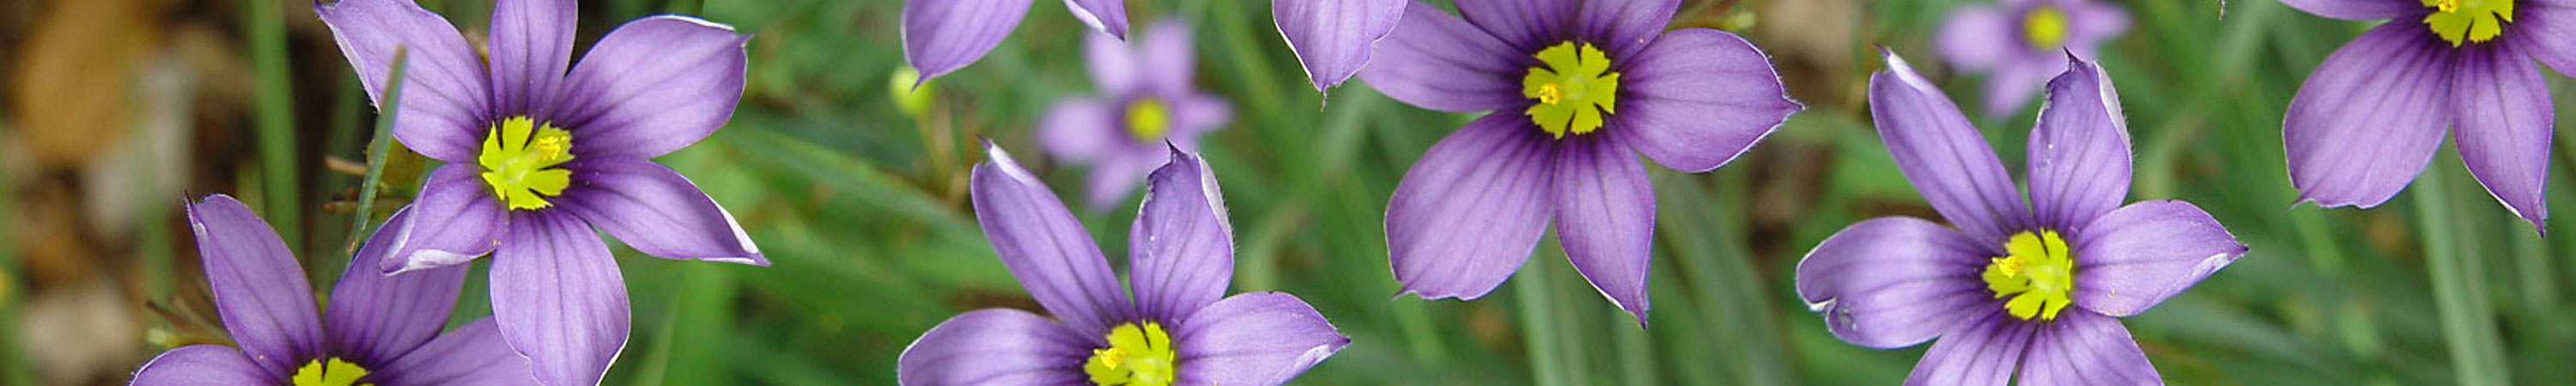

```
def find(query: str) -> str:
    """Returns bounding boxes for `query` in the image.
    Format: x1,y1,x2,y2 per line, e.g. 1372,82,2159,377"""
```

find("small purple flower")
131,195,535,385
897,143,1349,386
1935,0,2129,117
1041,20,1235,208
2280,0,2574,229
903,0,1404,92
1355,0,1803,323
316,1,763,384
1795,52,2248,385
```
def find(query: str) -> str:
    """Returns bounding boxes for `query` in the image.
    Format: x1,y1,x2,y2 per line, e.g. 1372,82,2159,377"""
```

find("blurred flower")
2281,0,2571,230
899,143,1348,386
131,195,534,385
1355,0,1803,323
1040,20,1233,209
1935,0,2129,117
902,0,1401,92
1795,52,2246,384
314,1,765,384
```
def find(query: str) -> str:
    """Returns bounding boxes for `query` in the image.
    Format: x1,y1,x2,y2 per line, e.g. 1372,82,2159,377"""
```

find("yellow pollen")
1981,231,2076,321
1127,99,1172,140
1084,323,1176,386
476,117,576,211
1520,41,1621,139
2022,6,2071,49
1536,83,1564,105
290,358,374,386
2422,0,2515,45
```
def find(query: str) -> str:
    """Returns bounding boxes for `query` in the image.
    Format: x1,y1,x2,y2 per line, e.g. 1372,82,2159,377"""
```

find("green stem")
2415,164,2512,386
343,49,410,256
1516,247,1569,386
246,0,303,258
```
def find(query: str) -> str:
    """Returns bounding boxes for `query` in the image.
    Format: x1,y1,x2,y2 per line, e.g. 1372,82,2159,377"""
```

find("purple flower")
898,143,1349,386
1795,52,2247,385
1935,0,2129,117
1041,20,1235,209
315,1,764,384
1355,0,1803,323
2280,0,2574,229
903,0,1404,92
131,195,535,385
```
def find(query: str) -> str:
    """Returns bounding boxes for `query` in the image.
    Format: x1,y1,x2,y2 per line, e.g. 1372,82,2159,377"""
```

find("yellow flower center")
1127,98,1172,140
290,358,373,386
1983,230,2076,321
1521,42,1621,139
1084,322,1177,386
2022,6,2071,49
2423,0,2515,45
477,117,575,211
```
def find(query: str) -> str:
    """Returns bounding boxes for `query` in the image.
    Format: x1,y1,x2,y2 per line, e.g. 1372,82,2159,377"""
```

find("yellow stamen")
290,358,374,386
1520,42,1621,139
1982,231,2076,321
1084,322,1176,386
1127,99,1172,140
2422,0,2515,45
477,117,576,210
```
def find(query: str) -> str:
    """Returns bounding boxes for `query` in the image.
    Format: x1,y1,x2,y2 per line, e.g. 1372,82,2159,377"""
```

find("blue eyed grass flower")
315,1,764,384
131,195,534,385
902,0,1402,92
1795,51,2248,385
1934,0,2129,117
1040,20,1234,208
2280,0,2576,230
897,142,1349,386
1355,0,1803,323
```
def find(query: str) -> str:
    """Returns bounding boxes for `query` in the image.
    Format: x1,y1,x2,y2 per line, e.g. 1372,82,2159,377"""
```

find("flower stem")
1516,246,1570,386
244,0,302,258
343,49,408,257
2414,163,2512,386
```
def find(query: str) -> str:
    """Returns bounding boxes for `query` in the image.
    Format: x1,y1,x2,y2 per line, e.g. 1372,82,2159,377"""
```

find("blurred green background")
3,0,2574,384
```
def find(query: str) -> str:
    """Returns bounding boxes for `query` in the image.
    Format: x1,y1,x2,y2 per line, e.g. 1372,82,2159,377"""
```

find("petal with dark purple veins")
2453,42,2554,230
1455,0,1576,51
2017,309,2160,385
972,142,1135,336
129,346,280,386
379,164,507,274
1904,311,2035,386
1551,136,1654,323
896,309,1094,386
185,195,323,377
1795,217,1996,348
314,0,494,163
369,319,539,386
2517,3,2576,75
489,212,629,386
1388,115,1557,301
1870,51,2032,244
2026,54,2132,232
1062,0,1129,39
327,207,471,366
1610,28,1801,173
553,15,750,159
1173,293,1350,386
2069,201,2245,317
1355,2,1528,112
2286,22,2456,210
2278,0,2422,21
556,157,765,265
486,0,575,117
1273,0,1406,92
902,0,1034,81
1038,98,1124,163
1128,148,1236,323
1574,0,1675,60
1935,5,2016,72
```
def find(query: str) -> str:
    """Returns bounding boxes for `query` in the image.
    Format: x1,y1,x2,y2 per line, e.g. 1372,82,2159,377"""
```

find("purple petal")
379,164,507,274
1355,2,1528,112
1869,51,2032,244
2278,0,2421,21
314,0,494,163
184,195,323,377
1082,148,1162,210
1084,27,1147,98
1903,311,2035,386
2017,309,2161,385
2071,201,2246,317
1609,28,1802,172
552,15,750,159
896,309,1093,386
1164,93,1236,141
1794,217,1995,348
556,157,766,265
902,0,1034,81
2453,42,2554,229
129,346,279,386
1137,19,1199,98
2064,1,2133,46
490,212,629,386
1062,0,1130,39
486,0,574,117
1935,5,2017,72
2026,54,2132,232
368,319,540,385
972,142,1134,336
1388,115,1557,301
327,207,471,366
1038,98,1125,163
1128,148,1236,323
1550,137,1654,323
1575,0,1676,60
1980,56,2062,118
1455,0,1576,51
2517,4,2576,75
1273,0,1406,92
2287,22,2455,209
1173,293,1351,386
